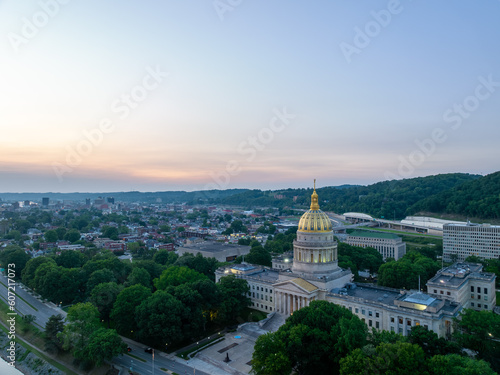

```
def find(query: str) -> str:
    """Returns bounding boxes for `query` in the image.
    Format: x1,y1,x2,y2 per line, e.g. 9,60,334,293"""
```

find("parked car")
144,347,153,353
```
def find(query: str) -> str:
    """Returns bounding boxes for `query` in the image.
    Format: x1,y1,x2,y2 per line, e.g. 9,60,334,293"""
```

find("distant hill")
216,173,481,219
408,171,500,219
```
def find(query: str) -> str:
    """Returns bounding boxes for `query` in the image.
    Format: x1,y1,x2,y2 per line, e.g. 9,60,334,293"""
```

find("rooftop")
180,241,249,253
427,262,495,286
348,230,401,240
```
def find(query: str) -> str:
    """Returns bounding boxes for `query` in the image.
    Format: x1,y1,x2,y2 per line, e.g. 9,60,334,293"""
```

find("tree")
125,267,151,288
159,224,171,233
428,354,496,375
245,246,272,267
86,269,116,295
56,250,86,268
154,266,208,290
44,230,58,243
135,291,185,347
111,285,152,335
167,284,205,337
153,249,178,266
191,279,221,325
101,226,119,240
45,314,64,353
22,257,56,288
0,245,31,279
252,332,292,375
55,227,67,240
64,228,81,243
340,342,428,375
79,328,126,366
89,282,122,327
453,309,500,372
253,301,367,375
59,303,100,356
217,275,250,324
174,253,219,279
408,325,460,357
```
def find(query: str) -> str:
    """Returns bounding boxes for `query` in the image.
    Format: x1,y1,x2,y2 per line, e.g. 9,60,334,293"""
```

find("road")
0,273,66,330
114,344,211,375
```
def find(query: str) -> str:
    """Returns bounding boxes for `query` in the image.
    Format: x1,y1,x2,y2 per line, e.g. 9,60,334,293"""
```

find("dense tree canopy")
378,251,440,290
111,284,152,335
453,309,500,372
154,265,208,289
252,301,367,375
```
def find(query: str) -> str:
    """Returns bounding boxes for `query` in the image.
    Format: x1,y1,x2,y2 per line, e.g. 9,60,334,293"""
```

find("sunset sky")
1,1,499,193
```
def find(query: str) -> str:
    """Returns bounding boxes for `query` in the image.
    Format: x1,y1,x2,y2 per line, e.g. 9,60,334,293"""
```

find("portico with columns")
273,278,320,315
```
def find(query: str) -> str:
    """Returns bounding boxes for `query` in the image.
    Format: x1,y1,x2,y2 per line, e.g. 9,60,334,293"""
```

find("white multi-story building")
327,284,461,338
345,230,406,260
215,186,496,338
426,262,496,311
443,223,500,262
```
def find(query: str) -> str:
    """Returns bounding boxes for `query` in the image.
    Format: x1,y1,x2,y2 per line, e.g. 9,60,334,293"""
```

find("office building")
443,223,500,261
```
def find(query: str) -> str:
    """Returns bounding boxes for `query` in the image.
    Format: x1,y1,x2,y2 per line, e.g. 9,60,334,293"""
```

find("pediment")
273,278,318,295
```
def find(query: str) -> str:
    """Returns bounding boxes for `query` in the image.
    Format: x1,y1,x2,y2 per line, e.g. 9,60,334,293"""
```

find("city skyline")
1,1,500,193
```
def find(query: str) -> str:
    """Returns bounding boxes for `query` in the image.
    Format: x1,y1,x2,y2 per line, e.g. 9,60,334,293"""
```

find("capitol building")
215,184,496,338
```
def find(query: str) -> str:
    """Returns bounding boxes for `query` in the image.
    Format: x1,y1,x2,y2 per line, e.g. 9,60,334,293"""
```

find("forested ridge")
408,171,500,219
216,173,490,219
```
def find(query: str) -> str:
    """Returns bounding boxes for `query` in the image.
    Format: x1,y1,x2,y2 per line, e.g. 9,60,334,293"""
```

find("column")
276,292,281,313
286,294,289,315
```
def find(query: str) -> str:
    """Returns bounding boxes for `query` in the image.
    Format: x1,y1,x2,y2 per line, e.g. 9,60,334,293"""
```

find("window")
265,288,268,293
253,292,255,297
399,318,403,324
484,305,488,309
440,290,443,294
478,304,482,308
471,294,474,299
447,292,451,296
391,326,395,332
424,325,428,329
369,320,372,327
391,317,395,323
407,320,411,326
376,312,380,318
434,289,437,293
477,286,481,293
369,311,373,317
376,321,379,329
478,295,481,300
471,302,474,307
270,297,272,302
484,288,488,294
252,285,255,290
362,309,365,315
355,308,359,314
471,286,474,292
349,307,352,312
484,296,488,301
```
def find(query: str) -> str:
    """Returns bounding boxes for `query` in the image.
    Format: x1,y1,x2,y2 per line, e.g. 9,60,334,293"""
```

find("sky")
1,0,499,193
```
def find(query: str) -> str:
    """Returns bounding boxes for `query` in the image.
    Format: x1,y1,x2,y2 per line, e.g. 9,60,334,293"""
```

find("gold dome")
297,180,332,233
